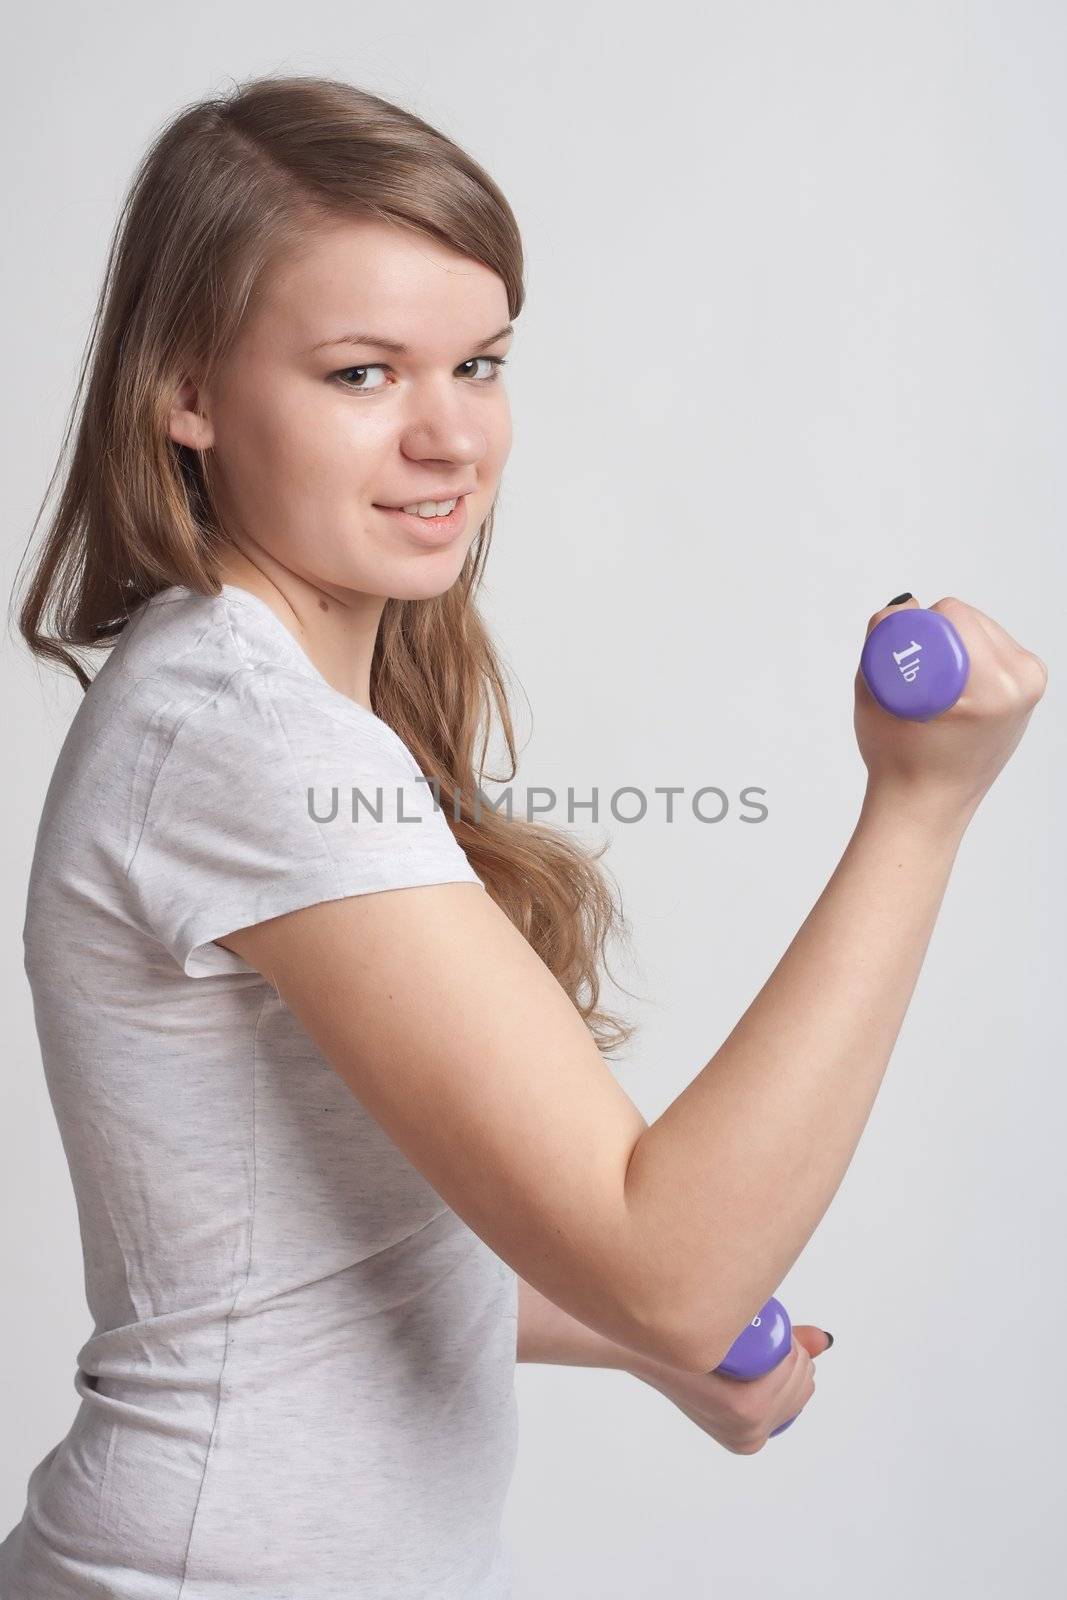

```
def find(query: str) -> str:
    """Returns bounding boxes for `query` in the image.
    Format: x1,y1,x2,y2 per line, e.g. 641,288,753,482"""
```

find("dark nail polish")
886,592,913,607
821,1329,835,1348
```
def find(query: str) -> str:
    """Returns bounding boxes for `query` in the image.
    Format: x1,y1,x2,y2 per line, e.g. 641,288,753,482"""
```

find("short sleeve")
126,667,484,979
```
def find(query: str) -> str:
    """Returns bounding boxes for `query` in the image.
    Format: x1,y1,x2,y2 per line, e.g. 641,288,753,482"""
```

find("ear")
168,375,215,451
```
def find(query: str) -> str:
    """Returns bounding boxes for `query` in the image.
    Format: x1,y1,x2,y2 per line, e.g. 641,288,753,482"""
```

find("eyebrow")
309,323,514,356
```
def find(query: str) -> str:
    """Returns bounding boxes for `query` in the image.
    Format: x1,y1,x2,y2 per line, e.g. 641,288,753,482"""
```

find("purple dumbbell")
715,1295,799,1437
860,607,970,721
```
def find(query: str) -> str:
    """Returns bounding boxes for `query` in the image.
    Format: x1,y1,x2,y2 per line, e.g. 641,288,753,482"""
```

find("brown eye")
333,364,388,392
457,357,508,382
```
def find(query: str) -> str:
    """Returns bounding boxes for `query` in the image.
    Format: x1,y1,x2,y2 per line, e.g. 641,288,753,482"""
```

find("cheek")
489,393,513,463
229,382,373,491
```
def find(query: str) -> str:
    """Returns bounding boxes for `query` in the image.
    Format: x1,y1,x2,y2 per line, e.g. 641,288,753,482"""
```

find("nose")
399,376,488,469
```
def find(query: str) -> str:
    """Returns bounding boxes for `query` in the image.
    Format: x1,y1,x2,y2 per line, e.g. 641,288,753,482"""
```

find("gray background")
3,3,1063,1595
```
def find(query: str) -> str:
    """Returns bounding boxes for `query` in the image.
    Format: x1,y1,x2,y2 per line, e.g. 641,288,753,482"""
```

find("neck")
215,545,385,711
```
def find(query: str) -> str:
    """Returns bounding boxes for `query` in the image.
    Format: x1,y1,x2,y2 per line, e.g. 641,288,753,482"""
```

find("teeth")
401,498,458,518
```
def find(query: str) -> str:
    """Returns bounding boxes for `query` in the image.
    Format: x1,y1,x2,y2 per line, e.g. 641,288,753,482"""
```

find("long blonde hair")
12,72,640,1056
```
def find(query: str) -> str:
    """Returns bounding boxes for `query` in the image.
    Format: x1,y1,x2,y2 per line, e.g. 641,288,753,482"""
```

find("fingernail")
821,1329,835,1348
886,592,913,607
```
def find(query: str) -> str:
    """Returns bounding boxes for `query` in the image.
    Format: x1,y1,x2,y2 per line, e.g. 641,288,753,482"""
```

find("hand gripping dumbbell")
859,606,970,721
714,1295,799,1437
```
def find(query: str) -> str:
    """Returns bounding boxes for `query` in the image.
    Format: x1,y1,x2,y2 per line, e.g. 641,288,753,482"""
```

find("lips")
373,496,469,544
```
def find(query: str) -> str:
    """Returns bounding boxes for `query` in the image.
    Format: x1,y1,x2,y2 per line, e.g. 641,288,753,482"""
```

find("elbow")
655,1316,734,1376
635,1271,739,1375
654,1287,772,1376
618,1174,736,1374
623,1281,734,1376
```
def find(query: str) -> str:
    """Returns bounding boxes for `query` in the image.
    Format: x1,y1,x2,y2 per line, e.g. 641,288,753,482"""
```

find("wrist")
859,779,976,844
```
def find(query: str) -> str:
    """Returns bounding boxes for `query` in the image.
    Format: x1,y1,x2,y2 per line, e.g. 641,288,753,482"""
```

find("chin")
384,564,469,602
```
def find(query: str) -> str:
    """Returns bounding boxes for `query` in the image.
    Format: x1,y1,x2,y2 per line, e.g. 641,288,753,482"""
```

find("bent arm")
625,784,969,1371
219,784,970,1381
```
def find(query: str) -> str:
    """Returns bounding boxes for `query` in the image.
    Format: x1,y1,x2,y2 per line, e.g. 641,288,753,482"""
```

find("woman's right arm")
219,595,1046,1376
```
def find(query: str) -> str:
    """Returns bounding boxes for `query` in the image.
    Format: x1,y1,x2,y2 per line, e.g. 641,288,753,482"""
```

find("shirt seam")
124,662,266,879
175,984,268,1596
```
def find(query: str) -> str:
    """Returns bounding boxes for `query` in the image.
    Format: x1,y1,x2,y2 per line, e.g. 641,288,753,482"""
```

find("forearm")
624,783,971,1370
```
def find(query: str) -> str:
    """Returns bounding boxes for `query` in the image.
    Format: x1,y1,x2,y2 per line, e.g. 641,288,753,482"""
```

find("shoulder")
102,582,419,784
30,587,478,981
121,591,458,881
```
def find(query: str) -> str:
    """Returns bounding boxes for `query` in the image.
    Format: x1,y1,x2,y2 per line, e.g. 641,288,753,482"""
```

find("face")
172,215,514,604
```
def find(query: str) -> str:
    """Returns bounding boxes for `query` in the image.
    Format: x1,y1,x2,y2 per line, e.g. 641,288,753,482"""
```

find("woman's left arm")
516,1274,833,1454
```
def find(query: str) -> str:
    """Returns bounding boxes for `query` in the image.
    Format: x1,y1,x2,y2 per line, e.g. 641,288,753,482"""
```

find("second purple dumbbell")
860,606,970,721
714,1295,799,1437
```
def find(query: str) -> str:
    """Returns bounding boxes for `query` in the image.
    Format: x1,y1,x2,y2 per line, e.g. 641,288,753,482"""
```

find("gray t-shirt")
0,584,519,1599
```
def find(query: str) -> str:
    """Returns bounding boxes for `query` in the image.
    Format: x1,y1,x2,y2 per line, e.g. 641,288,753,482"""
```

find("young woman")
1,72,1046,1600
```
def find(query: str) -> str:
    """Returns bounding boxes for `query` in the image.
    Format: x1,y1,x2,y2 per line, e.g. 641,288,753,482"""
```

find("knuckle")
991,664,1028,706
